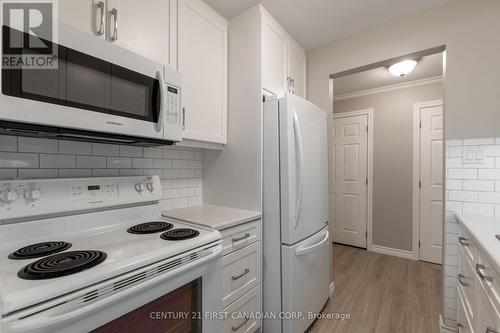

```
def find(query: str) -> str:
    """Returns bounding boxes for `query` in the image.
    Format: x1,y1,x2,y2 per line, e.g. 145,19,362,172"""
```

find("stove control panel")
0,176,162,223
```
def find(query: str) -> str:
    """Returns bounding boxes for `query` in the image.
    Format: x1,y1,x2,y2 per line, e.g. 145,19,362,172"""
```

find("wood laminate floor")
308,244,442,333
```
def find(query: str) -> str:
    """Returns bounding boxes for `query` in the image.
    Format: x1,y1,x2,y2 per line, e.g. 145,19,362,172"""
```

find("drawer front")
459,245,476,319
477,284,500,333
476,251,500,316
458,223,476,266
221,220,261,256
457,287,474,333
223,285,261,333
222,241,261,308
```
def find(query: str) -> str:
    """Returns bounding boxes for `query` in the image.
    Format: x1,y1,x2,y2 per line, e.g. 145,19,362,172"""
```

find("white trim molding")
333,76,443,101
412,100,444,262
370,245,415,260
332,109,374,251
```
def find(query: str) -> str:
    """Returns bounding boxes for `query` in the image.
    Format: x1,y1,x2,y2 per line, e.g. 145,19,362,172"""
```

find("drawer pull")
476,264,494,282
457,323,464,333
458,274,469,287
232,233,250,243
232,268,250,281
458,236,470,246
232,317,249,331
486,327,499,333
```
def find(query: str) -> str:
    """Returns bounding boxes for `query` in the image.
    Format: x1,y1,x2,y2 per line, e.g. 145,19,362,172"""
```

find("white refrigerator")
263,93,330,333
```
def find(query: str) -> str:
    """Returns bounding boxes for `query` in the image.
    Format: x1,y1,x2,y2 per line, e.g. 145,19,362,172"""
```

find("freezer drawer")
282,227,330,333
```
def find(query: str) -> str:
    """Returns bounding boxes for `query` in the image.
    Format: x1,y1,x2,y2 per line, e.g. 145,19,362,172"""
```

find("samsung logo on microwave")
106,121,123,126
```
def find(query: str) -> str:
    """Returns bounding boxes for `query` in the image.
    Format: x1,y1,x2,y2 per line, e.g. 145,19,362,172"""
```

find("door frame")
331,109,374,249
412,100,444,261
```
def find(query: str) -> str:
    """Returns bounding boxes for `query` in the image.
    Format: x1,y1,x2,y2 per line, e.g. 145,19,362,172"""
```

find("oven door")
0,26,177,142
2,244,223,333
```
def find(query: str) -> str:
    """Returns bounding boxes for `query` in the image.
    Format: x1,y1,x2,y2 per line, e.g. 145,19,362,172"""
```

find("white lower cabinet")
458,220,500,333
220,220,262,333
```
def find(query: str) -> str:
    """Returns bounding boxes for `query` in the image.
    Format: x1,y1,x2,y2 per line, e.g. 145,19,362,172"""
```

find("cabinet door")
106,0,170,66
476,287,500,333
59,0,103,37
287,42,306,98
178,0,227,144
262,17,287,96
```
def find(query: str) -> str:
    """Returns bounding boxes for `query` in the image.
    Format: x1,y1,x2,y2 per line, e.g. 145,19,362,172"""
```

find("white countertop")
162,204,261,230
457,214,500,270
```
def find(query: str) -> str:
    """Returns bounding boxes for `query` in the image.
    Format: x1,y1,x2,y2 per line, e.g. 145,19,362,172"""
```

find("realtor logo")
1,0,58,69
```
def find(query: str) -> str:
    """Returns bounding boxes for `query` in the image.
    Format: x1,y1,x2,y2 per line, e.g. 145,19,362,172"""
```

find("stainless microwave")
0,25,183,146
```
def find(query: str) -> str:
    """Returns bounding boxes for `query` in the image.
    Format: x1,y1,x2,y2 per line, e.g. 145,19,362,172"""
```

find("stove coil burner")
8,241,72,260
127,222,174,234
160,228,200,241
18,250,107,280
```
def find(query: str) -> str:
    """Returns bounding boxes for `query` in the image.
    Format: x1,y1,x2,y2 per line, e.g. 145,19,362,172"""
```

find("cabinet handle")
476,263,493,282
182,107,186,130
457,323,464,333
486,327,499,333
287,76,292,93
232,233,250,243
232,268,250,281
458,236,470,246
95,1,105,35
291,78,295,94
458,274,469,287
109,8,118,41
231,317,249,331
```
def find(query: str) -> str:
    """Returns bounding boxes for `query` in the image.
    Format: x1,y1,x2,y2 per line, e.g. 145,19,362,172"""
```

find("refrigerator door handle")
295,230,329,256
293,112,304,229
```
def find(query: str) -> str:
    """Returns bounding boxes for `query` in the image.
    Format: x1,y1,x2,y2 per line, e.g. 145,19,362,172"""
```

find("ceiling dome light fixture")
388,59,418,77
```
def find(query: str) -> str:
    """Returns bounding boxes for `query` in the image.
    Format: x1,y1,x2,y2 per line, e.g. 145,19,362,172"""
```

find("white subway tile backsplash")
0,135,17,152
0,152,39,168
1,136,203,219
446,140,462,147
447,168,477,180
463,202,495,215
447,180,462,190
18,169,58,179
119,146,143,158
40,154,76,168
446,158,462,168
478,169,500,180
496,181,500,192
59,141,91,155
463,138,495,145
59,169,92,178
77,156,106,169
107,157,132,169
92,143,120,156
485,145,500,157
478,192,500,204
463,180,494,192
18,137,58,153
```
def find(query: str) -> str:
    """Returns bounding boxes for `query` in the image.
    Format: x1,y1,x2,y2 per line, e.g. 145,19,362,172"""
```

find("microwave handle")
156,70,166,132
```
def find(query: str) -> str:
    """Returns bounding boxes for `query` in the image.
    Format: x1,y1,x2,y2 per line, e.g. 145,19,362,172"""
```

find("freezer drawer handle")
458,274,469,287
232,268,250,281
295,230,329,256
458,236,470,246
232,317,249,331
476,264,493,282
232,233,250,244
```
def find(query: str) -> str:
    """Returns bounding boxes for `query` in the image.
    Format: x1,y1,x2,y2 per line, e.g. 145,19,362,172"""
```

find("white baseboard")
329,282,335,297
439,314,457,333
369,245,416,260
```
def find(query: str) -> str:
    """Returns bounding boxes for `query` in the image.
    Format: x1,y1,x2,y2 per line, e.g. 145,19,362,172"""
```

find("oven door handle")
156,70,166,133
4,244,223,333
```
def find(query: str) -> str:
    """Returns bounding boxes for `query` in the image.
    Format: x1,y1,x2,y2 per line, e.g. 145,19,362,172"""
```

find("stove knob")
0,188,19,204
24,187,42,202
135,182,146,193
146,182,155,192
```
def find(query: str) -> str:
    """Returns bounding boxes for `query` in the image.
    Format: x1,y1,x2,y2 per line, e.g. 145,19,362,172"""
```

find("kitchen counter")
162,204,261,230
457,214,500,270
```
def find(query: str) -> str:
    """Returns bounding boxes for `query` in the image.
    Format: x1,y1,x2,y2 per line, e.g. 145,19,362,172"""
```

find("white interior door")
332,114,368,248
419,103,443,264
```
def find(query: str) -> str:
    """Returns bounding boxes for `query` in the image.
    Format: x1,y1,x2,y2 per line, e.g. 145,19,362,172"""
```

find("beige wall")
307,0,500,140
333,82,443,250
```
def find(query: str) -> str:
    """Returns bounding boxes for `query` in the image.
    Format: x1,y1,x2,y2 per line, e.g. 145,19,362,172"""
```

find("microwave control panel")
165,85,181,125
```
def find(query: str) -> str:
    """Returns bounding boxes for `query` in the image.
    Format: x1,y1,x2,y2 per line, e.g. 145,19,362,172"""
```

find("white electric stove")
0,176,222,333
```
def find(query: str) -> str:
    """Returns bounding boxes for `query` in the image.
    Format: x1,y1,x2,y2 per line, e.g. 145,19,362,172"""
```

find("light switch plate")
463,147,486,164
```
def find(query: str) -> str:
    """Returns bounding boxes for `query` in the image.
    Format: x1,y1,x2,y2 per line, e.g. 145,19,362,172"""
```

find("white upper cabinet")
262,16,287,96
58,0,101,37
105,0,170,67
177,0,228,144
287,42,307,98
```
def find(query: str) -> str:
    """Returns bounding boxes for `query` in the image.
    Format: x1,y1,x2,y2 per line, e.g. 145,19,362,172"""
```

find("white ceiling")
333,53,443,97
203,0,449,49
